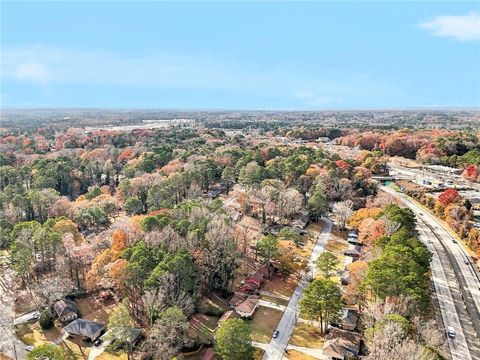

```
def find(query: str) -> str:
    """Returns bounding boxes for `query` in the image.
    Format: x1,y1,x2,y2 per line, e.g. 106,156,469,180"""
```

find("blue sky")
1,1,479,109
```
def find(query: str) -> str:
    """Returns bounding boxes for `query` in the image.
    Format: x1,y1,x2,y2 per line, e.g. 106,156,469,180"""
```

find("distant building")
53,299,78,323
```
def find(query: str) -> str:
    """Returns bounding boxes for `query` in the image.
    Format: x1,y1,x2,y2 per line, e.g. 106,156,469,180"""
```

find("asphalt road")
382,186,480,359
0,256,26,360
262,218,332,360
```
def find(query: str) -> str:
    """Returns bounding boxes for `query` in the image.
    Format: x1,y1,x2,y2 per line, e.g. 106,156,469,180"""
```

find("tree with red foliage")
462,165,479,182
438,188,459,207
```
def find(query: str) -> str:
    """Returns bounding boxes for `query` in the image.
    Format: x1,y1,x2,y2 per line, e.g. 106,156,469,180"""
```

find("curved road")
262,218,332,360
382,186,480,359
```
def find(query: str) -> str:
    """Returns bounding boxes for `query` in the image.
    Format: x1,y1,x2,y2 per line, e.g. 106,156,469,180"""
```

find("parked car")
26,345,34,352
273,330,279,338
447,326,456,338
94,339,103,347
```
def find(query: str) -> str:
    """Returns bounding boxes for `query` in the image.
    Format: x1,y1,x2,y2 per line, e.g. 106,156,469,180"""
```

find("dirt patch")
248,306,283,343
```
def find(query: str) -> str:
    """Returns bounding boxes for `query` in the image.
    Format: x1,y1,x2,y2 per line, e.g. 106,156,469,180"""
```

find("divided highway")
382,186,480,359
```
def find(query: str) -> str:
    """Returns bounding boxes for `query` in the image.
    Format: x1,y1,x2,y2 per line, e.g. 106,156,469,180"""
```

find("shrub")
39,309,54,330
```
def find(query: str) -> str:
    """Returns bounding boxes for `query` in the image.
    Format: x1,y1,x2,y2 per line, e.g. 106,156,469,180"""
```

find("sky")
1,1,480,109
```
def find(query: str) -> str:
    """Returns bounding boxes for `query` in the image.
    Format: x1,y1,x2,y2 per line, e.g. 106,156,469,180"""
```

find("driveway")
262,218,332,360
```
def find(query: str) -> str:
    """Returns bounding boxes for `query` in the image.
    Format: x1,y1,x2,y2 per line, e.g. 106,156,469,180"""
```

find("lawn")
198,294,230,315
76,297,116,324
188,313,219,345
262,274,299,298
248,306,283,343
253,348,265,360
286,350,318,360
260,294,289,307
289,323,324,348
325,227,348,264
15,322,62,346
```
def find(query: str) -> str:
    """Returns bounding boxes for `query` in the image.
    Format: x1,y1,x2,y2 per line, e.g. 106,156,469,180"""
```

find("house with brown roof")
53,299,78,323
235,295,260,317
229,292,248,308
323,328,361,360
217,310,239,328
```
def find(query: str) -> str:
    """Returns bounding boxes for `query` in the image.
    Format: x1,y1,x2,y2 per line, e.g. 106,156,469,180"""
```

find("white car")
26,345,34,352
447,326,456,338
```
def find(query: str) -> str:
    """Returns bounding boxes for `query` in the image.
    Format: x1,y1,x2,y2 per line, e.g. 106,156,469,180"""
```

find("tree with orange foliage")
348,208,382,230
111,229,128,253
343,261,368,307
109,259,129,295
359,218,386,245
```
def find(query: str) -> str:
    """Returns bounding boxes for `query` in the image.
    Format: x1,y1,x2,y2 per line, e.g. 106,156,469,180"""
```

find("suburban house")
331,308,359,332
63,318,105,341
229,292,248,308
53,299,79,323
343,244,362,258
235,295,260,317
322,328,362,360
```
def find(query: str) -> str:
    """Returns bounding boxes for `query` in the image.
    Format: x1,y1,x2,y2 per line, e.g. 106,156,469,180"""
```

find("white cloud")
419,12,480,41
15,62,53,84
1,45,400,108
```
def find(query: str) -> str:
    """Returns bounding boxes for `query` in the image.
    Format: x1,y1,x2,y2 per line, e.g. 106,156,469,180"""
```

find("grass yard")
286,350,318,360
96,353,128,360
260,294,289,307
325,227,348,264
188,314,219,345
253,348,265,360
289,323,324,348
249,306,283,343
262,274,299,298
15,322,62,346
198,294,230,315
76,297,116,324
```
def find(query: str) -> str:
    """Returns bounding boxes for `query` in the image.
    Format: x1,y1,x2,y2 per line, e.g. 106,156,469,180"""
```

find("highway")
382,186,480,359
262,218,332,360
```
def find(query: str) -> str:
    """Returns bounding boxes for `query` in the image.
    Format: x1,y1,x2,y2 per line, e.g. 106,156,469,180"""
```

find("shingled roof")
63,319,105,341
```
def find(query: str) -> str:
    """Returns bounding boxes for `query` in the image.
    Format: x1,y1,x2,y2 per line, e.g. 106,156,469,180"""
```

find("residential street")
381,186,480,360
0,255,26,360
262,218,332,360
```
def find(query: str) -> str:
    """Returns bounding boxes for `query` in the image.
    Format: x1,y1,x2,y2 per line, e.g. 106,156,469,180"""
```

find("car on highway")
464,259,470,265
447,326,456,338
272,330,279,339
